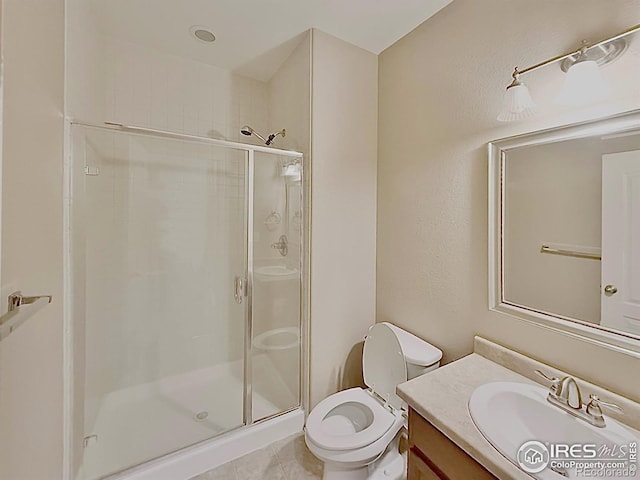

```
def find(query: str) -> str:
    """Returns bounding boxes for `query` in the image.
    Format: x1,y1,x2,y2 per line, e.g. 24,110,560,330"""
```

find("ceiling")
91,0,453,82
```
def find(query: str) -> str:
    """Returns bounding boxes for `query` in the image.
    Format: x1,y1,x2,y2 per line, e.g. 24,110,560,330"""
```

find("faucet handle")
535,369,560,383
535,370,558,382
535,370,561,394
586,394,623,416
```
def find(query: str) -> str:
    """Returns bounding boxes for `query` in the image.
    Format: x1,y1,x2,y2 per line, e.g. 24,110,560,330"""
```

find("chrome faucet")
559,376,583,409
536,370,582,408
271,234,288,256
535,370,622,428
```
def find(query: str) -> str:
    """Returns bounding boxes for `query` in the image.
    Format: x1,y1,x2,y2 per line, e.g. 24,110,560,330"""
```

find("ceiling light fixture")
497,23,639,122
190,25,216,44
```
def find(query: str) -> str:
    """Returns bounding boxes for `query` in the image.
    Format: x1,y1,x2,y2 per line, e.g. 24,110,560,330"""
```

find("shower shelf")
254,265,298,281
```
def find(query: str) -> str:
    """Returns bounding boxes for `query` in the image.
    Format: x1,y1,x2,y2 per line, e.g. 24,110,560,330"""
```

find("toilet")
305,322,443,480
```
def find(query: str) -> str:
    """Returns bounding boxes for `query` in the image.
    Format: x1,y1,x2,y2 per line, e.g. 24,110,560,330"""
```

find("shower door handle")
234,276,246,304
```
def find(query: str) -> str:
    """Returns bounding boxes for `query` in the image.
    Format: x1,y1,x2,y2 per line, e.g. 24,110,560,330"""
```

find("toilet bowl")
305,322,443,480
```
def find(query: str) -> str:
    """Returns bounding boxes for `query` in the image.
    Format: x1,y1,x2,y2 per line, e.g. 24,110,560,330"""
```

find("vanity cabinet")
408,408,497,480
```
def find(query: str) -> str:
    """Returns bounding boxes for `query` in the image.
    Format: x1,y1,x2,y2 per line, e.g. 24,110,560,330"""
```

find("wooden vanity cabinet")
407,408,497,480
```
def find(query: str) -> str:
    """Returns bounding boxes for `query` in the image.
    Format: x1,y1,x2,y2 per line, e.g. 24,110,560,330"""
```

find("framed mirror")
489,109,640,356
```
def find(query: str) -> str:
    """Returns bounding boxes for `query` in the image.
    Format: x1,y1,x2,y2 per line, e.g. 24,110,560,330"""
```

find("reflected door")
601,150,640,335
72,126,248,479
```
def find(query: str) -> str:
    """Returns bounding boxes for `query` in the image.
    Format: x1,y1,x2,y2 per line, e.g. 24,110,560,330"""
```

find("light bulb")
497,82,537,122
555,59,611,106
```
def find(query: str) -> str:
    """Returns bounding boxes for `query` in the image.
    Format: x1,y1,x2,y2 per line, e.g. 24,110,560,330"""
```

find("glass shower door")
72,125,248,479
251,151,302,421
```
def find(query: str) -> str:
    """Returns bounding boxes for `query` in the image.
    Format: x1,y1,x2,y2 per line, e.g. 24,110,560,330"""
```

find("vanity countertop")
397,352,533,479
398,340,640,480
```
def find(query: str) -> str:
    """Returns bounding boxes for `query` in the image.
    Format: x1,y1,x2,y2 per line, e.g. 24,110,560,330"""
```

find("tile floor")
191,433,323,480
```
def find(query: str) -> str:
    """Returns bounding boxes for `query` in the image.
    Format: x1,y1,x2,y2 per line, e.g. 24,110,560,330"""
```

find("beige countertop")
397,353,533,479
396,337,640,480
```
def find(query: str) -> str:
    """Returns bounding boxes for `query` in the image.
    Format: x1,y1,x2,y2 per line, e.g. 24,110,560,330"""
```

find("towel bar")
0,291,52,341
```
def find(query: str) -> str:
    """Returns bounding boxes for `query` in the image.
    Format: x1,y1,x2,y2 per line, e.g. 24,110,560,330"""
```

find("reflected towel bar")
0,292,52,341
540,244,601,261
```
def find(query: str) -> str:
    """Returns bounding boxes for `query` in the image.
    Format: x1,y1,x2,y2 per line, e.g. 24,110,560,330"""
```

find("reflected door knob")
604,284,618,295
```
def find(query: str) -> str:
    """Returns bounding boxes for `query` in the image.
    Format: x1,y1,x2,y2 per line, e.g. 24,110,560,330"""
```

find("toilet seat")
305,388,395,451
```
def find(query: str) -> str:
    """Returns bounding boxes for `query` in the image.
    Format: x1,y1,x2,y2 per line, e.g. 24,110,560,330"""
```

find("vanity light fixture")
555,43,613,105
496,70,536,122
497,24,640,122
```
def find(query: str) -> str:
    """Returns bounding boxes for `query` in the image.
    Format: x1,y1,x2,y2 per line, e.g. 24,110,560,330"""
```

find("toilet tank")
383,323,443,380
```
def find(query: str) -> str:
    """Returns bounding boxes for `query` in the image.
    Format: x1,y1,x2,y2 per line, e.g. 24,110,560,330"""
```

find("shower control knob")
604,284,618,295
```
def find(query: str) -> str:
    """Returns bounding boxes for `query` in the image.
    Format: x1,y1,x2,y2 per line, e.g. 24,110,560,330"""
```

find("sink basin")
469,382,638,479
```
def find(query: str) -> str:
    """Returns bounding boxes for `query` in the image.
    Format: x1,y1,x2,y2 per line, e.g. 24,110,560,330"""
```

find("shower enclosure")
69,123,305,480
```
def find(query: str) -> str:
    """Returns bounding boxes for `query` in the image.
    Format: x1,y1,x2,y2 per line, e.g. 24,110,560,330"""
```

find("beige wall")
378,0,640,402
310,30,378,407
268,32,311,159
0,0,65,479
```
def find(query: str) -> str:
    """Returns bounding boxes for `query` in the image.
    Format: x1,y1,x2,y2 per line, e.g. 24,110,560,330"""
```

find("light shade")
497,83,537,122
555,59,611,106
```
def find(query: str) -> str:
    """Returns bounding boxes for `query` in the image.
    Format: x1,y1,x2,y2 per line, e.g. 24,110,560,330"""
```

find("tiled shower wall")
103,38,269,142
68,33,269,142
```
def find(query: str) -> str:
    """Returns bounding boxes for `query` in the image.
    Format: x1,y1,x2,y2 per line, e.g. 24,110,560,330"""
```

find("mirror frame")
489,109,640,358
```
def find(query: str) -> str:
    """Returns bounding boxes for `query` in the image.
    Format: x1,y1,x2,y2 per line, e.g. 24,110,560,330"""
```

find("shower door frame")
63,120,308,480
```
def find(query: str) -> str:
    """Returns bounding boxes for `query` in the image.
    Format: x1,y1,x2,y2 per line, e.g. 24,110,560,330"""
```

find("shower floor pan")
79,354,296,480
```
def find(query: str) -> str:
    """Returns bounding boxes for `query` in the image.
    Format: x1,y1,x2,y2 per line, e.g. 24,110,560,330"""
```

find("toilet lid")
383,323,443,367
363,323,407,411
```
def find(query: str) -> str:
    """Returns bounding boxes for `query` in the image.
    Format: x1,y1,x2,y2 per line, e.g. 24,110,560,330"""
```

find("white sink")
469,382,638,479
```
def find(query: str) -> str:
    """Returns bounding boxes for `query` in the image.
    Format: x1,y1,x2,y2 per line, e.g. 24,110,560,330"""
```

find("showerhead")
239,125,286,146
240,125,267,143
265,129,286,146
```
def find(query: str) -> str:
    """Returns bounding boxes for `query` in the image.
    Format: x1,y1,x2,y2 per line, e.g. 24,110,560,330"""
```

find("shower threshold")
105,408,304,480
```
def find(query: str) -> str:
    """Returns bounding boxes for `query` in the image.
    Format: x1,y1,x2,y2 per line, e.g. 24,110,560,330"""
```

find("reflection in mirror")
489,110,640,353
